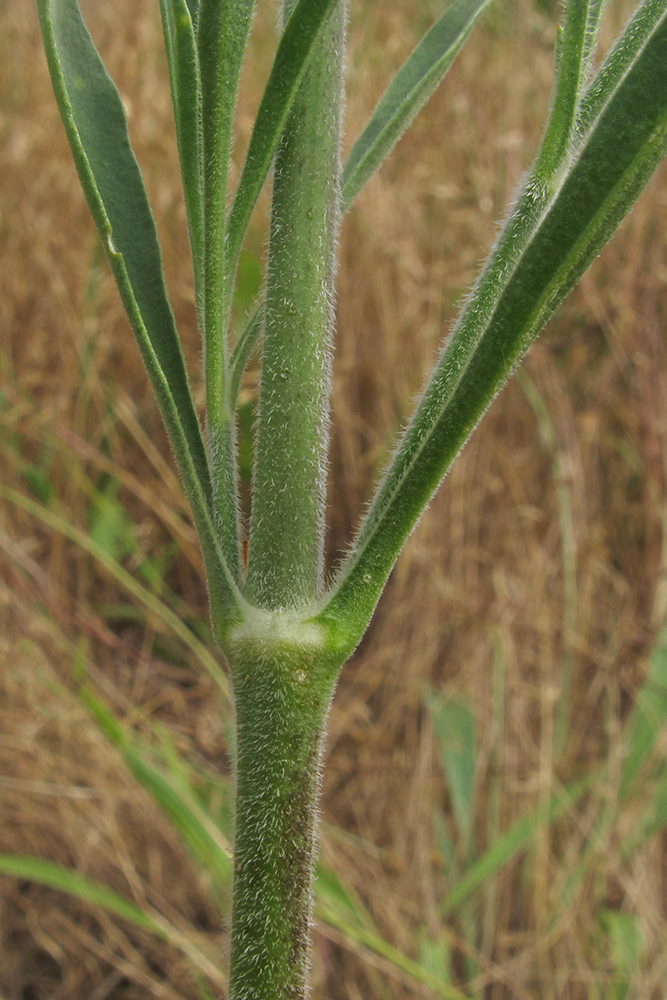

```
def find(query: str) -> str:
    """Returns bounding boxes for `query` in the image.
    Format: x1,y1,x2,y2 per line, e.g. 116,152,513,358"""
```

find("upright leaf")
36,0,211,515
342,0,494,211
536,0,604,180
316,0,667,658
37,0,250,621
159,0,205,321
186,0,200,29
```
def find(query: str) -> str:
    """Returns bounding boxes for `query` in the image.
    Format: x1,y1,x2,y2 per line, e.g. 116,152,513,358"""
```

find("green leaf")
36,0,210,514
223,0,339,290
341,0,494,211
316,0,667,656
535,0,604,180
418,928,453,986
186,0,200,29
620,771,667,858
230,302,263,407
314,864,372,929
35,0,245,624
428,695,477,850
86,480,136,562
158,0,205,320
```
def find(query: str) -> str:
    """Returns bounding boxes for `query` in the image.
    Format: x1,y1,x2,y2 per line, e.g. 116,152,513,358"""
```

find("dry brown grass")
2,0,667,996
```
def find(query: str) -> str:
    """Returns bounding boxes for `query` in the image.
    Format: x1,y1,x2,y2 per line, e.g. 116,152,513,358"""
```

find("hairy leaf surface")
317,0,667,653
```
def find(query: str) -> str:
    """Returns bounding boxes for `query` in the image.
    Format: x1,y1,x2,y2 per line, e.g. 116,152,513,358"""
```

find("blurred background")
2,0,667,996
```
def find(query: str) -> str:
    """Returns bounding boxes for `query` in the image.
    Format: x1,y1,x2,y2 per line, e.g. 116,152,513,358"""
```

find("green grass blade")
0,854,166,936
0,485,234,701
619,618,667,798
316,0,667,656
620,771,667,857
81,689,233,893
223,0,339,292
428,694,477,851
440,776,591,916
314,863,374,930
0,855,226,988
316,903,474,1000
159,0,205,322
341,0,493,212
36,0,211,518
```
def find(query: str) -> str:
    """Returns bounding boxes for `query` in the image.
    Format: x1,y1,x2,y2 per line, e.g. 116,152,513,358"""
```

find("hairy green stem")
244,0,346,610
225,614,340,1000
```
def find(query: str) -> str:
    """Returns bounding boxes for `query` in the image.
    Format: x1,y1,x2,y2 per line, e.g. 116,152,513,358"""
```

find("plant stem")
244,0,346,610
226,620,337,1000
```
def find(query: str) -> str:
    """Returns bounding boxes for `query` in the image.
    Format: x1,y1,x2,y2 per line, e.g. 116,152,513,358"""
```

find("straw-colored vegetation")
2,0,667,996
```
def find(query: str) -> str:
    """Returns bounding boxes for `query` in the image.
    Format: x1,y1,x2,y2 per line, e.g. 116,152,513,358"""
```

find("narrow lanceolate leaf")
36,0,209,510
341,0,493,212
223,0,339,291
159,0,205,321
315,0,667,656
535,0,604,180
36,0,244,623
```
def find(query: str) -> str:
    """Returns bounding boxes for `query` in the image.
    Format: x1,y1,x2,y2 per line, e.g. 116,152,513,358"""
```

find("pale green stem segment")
244,0,346,611
314,0,667,659
222,0,341,307
198,0,254,584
